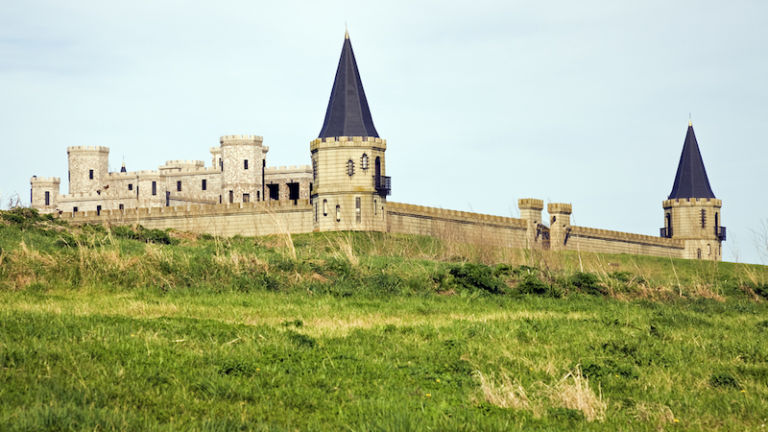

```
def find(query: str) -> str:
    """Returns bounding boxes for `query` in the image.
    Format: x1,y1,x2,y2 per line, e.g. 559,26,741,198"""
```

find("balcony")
375,176,391,197
717,226,726,241
660,227,672,238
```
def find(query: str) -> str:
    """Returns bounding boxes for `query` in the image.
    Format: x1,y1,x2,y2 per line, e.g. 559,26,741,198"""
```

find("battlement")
663,198,722,208
67,146,110,153
570,225,685,249
388,202,527,229
161,160,205,168
310,136,387,151
220,135,264,145
518,198,544,210
265,165,313,174
548,203,572,215
30,176,61,184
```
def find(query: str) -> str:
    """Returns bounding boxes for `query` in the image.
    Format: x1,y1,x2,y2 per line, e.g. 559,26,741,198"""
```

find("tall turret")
67,146,109,194
661,122,725,260
219,135,267,204
311,31,389,232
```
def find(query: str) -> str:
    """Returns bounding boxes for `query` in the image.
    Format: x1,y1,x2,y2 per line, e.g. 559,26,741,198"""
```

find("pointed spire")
668,123,716,199
318,32,379,138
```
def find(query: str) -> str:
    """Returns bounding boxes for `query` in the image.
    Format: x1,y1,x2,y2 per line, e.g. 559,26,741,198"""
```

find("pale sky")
1,0,766,263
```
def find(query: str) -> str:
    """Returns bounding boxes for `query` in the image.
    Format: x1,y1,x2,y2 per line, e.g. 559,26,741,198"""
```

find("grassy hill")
1,208,767,431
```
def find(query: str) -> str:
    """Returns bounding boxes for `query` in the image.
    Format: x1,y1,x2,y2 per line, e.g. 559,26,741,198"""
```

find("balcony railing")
660,227,672,238
375,176,391,197
717,226,726,241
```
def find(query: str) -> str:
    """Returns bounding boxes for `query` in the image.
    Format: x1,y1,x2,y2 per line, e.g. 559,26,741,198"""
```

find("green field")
1,208,767,431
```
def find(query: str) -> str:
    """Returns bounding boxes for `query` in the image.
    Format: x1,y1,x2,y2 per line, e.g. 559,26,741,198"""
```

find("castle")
29,32,726,261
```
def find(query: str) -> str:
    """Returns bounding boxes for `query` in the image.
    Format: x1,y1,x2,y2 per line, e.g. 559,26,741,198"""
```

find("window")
243,193,250,203
96,205,102,216
361,153,369,170
700,209,706,228
73,206,78,214
323,199,328,216
128,183,133,191
177,181,182,192
697,248,702,259
314,202,318,222
336,204,341,222
89,169,94,180
119,203,124,211
229,190,234,204
355,197,361,223
44,191,50,206
152,181,157,196
267,184,279,201
244,160,249,170
312,160,317,180
219,158,223,171
707,244,712,256
257,191,261,201
202,179,207,191
374,198,378,216
347,159,355,176
288,182,300,201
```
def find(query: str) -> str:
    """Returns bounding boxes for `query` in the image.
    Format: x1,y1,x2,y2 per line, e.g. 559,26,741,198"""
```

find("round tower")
219,135,266,203
660,122,724,261
311,32,389,232
67,146,109,194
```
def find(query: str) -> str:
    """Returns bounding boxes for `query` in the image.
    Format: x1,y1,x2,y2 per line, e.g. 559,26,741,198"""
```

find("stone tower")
67,146,109,194
220,135,267,204
661,122,725,260
310,31,390,232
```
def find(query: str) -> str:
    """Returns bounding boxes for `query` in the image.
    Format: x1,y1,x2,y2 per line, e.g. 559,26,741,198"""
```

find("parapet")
548,203,572,215
265,165,313,174
220,135,264,146
518,198,543,211
67,146,110,153
30,176,61,184
662,198,722,208
310,136,387,150
161,160,205,168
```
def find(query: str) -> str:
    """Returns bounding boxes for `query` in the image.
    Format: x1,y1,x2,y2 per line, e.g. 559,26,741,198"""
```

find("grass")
1,208,768,430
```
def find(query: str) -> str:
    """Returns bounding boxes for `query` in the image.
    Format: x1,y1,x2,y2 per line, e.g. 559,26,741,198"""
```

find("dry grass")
547,366,607,422
474,370,531,411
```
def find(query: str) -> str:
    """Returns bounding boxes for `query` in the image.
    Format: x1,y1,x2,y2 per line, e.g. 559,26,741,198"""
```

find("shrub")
569,272,606,295
517,274,549,295
753,283,768,300
709,373,741,389
449,263,506,294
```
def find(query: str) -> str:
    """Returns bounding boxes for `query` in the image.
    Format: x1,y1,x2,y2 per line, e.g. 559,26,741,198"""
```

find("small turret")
67,146,110,195
219,135,267,204
548,203,572,251
661,122,724,260
30,176,61,213
518,198,544,248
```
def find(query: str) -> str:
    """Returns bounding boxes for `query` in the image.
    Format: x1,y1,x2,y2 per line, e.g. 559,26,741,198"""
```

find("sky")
1,0,766,263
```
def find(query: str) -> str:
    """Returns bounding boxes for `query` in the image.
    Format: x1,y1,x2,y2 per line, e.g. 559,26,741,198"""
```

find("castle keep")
29,32,726,261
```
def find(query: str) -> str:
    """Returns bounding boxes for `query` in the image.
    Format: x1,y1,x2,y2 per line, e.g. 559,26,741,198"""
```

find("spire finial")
688,113,692,127
344,22,349,39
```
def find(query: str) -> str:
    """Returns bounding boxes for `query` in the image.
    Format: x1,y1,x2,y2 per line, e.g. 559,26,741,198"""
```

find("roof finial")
688,112,692,127
344,22,349,39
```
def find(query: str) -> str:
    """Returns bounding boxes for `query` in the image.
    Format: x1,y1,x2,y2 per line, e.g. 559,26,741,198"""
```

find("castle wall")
562,225,686,258
386,202,529,248
58,200,313,237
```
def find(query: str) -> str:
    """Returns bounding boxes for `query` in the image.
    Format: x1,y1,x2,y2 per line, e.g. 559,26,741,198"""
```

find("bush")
517,274,548,295
1,207,43,229
569,272,606,295
753,283,768,300
709,373,741,389
449,263,506,294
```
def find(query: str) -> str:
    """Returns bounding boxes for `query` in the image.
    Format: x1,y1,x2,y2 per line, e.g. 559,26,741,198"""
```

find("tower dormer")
661,122,725,260
311,31,389,232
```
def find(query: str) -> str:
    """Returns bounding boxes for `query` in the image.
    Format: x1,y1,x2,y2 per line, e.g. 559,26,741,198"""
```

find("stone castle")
29,32,726,261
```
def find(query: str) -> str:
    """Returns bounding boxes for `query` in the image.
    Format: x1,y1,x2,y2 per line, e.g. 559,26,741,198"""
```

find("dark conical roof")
318,33,379,138
668,123,715,199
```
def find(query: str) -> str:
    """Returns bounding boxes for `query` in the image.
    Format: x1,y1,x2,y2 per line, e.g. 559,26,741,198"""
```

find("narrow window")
152,181,157,196
119,203,124,211
707,244,712,256
219,195,222,204
219,158,223,171
243,193,250,203
347,159,355,176
89,169,94,180
374,198,378,216
715,212,719,236
177,181,182,192
229,190,234,203
128,183,133,191
700,209,706,228
96,205,102,216
361,153,369,170
44,191,50,206
314,202,318,222
244,159,249,170
257,191,261,201
697,248,702,259
323,199,328,216
336,204,341,222
73,206,78,214
355,197,361,223
202,179,207,191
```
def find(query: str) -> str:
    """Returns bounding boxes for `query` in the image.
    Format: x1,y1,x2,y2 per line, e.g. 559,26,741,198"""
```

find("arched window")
347,159,355,176
361,153,369,170
336,204,341,222
322,199,328,216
